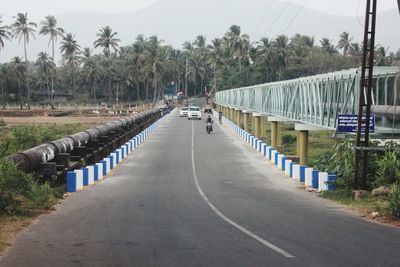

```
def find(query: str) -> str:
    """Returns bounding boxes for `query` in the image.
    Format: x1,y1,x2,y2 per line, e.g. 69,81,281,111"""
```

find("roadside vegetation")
314,140,400,221
0,123,85,215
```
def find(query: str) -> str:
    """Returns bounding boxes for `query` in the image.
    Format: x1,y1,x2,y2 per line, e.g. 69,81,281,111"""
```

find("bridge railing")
216,67,399,130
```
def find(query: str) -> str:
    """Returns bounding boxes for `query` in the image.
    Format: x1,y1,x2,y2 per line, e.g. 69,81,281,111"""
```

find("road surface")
1,102,400,266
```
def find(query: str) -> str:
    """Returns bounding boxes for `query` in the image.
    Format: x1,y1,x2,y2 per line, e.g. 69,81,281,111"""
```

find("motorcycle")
206,122,213,134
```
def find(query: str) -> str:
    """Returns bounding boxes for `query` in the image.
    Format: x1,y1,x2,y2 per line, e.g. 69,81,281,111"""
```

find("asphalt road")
1,102,400,266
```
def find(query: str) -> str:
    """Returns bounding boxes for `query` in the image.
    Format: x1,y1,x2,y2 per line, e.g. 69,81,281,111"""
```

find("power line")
261,1,292,37
281,0,306,35
251,1,276,37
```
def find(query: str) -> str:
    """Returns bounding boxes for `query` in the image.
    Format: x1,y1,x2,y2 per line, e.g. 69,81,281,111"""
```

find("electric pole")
185,57,188,97
354,0,377,190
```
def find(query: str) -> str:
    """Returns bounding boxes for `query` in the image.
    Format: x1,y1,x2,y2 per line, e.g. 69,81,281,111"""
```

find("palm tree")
11,13,37,109
83,59,101,103
60,33,81,98
337,31,353,56
39,15,64,107
35,52,54,103
94,26,120,104
320,38,337,55
256,37,274,82
224,25,250,72
208,38,226,92
10,57,25,109
274,35,290,80
0,16,12,50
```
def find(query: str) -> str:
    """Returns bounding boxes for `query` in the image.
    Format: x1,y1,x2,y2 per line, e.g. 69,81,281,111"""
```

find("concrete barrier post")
305,167,313,187
281,156,287,171
95,162,104,180
292,164,300,180
67,171,78,192
318,172,328,191
312,170,320,189
300,166,306,183
285,159,292,175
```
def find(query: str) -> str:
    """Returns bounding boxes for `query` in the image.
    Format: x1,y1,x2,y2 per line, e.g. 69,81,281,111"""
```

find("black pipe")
10,105,168,172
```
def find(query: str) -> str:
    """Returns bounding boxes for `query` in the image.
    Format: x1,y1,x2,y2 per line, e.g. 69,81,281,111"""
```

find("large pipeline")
10,105,168,173
370,105,400,124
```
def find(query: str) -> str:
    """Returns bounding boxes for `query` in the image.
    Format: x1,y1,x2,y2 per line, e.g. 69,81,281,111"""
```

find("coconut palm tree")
337,31,353,56
208,38,226,92
320,38,337,55
94,26,120,103
83,59,101,103
39,15,64,107
10,56,25,109
256,37,274,82
224,25,250,72
274,35,290,80
60,33,81,98
11,13,37,109
35,52,54,103
0,16,12,50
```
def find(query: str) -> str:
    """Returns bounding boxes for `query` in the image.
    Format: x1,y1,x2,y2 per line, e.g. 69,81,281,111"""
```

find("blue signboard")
337,114,375,133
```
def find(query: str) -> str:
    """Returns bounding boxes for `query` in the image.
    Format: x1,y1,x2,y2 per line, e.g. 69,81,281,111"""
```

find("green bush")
314,138,355,190
389,182,400,218
374,150,400,187
0,160,58,215
282,133,296,145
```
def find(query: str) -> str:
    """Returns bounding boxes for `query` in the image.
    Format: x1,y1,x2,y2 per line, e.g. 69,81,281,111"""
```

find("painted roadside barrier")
67,110,173,193
213,110,336,192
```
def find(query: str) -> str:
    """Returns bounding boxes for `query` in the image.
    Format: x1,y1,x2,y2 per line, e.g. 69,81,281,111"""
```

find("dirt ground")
1,116,123,126
0,216,32,255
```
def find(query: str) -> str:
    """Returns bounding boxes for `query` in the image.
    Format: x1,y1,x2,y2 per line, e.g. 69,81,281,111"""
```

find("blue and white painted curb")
213,110,336,192
67,110,173,193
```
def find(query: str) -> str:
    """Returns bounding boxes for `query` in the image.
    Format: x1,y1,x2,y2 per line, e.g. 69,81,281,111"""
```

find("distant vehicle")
188,106,202,120
180,106,189,117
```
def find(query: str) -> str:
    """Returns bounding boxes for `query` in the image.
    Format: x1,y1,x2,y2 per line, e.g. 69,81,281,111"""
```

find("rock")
372,186,391,197
352,190,370,199
370,211,381,219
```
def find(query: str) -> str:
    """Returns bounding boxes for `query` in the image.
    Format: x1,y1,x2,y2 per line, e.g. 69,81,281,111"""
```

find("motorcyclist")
206,115,213,124
218,109,223,124
206,115,213,132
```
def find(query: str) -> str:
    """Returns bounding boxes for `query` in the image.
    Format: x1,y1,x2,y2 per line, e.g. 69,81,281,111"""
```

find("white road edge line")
191,121,295,258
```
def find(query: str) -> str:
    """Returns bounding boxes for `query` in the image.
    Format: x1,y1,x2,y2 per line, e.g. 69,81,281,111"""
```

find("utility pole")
185,57,189,97
354,0,377,190
398,0,400,14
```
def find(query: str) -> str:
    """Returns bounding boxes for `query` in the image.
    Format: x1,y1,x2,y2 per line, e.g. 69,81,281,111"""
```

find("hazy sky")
1,0,398,21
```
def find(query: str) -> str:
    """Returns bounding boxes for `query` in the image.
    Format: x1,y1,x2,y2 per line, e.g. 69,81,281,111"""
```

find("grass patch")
321,190,392,218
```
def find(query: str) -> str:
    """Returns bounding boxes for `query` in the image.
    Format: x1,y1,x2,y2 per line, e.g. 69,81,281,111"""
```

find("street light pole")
185,57,188,97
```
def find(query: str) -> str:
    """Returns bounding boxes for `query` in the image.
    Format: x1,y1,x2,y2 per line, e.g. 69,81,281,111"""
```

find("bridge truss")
215,67,399,131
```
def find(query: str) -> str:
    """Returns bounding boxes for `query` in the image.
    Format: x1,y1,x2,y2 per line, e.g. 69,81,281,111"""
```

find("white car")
180,106,189,117
188,106,202,120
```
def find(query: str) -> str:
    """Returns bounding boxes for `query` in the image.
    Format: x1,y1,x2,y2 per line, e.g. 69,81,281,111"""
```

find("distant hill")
1,0,399,63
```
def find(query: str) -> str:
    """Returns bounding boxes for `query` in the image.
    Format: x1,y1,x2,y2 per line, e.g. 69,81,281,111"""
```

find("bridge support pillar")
235,109,241,125
229,107,234,121
268,117,285,150
299,130,309,165
295,124,329,165
252,113,262,138
260,114,268,140
243,110,251,132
